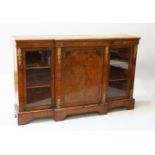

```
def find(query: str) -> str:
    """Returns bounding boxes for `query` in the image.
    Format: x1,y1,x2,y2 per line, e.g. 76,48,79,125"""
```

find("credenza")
14,35,140,125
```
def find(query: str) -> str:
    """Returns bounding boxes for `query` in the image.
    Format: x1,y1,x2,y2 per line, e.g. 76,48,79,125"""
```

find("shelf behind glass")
26,87,51,107
108,80,127,99
26,50,51,68
26,68,51,88
25,49,52,107
108,87,126,98
109,66,128,81
111,48,130,61
110,60,129,69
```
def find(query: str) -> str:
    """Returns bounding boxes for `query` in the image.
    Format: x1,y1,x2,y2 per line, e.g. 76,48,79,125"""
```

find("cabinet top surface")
14,34,140,41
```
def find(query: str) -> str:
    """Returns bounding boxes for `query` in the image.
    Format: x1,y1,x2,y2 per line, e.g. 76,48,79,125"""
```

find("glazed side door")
107,45,135,100
18,47,54,111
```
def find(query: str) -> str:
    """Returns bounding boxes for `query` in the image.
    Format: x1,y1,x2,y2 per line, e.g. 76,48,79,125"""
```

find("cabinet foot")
108,98,135,110
54,110,66,121
126,101,135,110
18,114,32,125
14,104,54,125
98,104,108,115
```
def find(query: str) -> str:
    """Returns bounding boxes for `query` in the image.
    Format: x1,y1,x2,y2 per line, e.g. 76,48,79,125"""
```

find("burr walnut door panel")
61,47,104,107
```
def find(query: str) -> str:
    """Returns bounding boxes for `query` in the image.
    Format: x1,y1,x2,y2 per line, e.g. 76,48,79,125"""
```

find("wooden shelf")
109,77,127,82
109,66,127,82
26,98,51,108
26,65,51,70
110,60,128,69
111,48,130,60
27,84,51,89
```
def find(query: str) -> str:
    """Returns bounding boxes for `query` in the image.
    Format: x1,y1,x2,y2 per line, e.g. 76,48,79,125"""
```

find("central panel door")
61,47,104,107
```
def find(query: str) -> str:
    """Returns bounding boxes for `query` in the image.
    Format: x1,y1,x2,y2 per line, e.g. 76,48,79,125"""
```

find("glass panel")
108,81,127,98
108,48,130,99
26,50,51,68
26,87,51,107
26,69,50,87
25,50,51,107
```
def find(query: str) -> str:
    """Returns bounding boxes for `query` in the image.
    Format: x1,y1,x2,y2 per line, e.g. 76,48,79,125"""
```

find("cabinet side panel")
129,45,138,98
14,42,19,107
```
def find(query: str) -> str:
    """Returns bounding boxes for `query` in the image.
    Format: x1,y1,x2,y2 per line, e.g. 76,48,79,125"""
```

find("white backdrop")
0,23,155,155
0,23,155,128
0,23,155,77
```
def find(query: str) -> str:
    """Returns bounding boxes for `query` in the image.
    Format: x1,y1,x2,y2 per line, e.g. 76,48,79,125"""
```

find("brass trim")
101,46,109,104
57,48,61,64
56,98,61,109
105,46,109,62
102,94,106,103
17,48,22,66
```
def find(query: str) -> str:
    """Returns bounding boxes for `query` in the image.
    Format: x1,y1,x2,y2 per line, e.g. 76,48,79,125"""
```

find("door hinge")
56,98,61,109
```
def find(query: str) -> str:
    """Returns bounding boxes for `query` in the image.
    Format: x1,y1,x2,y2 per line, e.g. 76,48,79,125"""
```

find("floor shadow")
135,100,152,108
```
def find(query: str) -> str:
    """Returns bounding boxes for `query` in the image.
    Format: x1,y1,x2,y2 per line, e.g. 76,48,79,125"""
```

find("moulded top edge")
14,34,141,41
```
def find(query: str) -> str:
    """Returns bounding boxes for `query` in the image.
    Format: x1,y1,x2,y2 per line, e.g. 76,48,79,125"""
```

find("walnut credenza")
14,35,140,125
